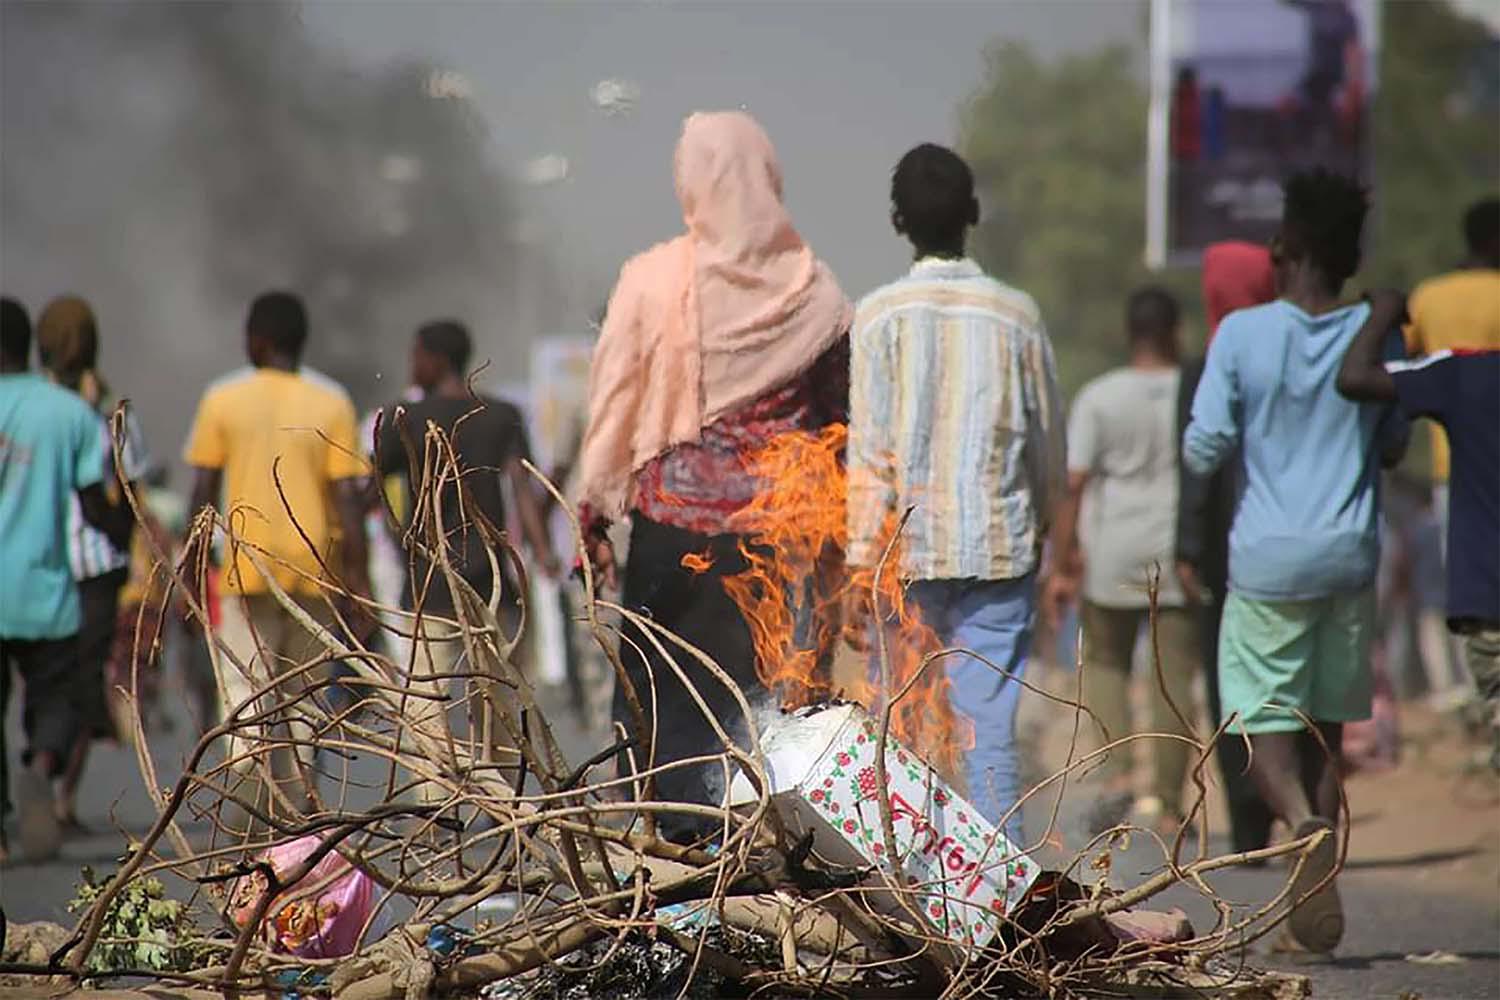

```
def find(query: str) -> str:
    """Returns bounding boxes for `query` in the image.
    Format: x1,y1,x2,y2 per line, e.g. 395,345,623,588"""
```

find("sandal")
1287,817,1343,953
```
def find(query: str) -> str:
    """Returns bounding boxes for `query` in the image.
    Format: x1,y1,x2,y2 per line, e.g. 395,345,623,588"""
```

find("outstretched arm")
1336,290,1406,403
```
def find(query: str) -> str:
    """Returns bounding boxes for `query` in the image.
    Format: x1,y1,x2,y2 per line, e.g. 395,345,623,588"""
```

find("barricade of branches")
5,413,1332,999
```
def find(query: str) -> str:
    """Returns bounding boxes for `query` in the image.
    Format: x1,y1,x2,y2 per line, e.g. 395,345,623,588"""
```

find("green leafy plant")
67,866,224,974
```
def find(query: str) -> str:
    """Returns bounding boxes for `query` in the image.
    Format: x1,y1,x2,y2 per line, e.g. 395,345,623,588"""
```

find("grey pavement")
4,682,1498,999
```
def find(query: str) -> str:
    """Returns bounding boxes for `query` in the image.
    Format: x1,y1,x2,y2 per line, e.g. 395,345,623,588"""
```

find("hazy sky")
12,0,1490,461
303,1,1146,326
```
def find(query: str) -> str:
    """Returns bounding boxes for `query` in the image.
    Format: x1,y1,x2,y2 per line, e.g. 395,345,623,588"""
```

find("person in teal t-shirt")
0,297,130,863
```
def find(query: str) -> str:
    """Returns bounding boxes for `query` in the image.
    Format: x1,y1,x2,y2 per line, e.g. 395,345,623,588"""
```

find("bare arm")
177,465,222,581
188,465,222,521
1045,470,1089,576
1041,469,1088,624
508,460,561,578
332,477,371,599
1336,290,1406,403
1029,332,1068,533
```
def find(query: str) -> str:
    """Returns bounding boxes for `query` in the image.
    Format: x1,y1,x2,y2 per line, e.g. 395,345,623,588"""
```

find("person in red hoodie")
1175,241,1276,855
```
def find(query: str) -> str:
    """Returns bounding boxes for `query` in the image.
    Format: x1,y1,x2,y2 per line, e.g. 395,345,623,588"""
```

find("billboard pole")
1145,0,1172,270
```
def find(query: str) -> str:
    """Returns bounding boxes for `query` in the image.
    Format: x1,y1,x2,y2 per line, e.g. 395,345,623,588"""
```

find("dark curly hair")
891,143,977,250
1,296,30,366
1126,285,1180,356
416,319,472,374
246,291,309,359
1278,169,1369,290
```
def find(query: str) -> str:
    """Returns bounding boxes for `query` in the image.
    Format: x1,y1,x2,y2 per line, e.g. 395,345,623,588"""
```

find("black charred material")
785,830,870,893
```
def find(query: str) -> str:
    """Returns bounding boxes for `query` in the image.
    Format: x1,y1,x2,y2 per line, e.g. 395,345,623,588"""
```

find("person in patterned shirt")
847,143,1065,845
576,111,851,843
35,295,150,835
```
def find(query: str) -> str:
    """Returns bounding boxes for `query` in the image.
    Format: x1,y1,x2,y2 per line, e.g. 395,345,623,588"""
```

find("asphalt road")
4,684,1497,999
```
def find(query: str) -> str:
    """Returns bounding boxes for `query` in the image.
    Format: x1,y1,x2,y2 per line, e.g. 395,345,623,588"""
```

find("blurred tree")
960,3,1498,397
1368,0,1500,286
960,42,1198,395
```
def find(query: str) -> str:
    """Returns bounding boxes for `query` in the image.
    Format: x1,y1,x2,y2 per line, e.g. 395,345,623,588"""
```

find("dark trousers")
1,634,83,791
1202,598,1274,853
77,569,127,740
615,514,760,844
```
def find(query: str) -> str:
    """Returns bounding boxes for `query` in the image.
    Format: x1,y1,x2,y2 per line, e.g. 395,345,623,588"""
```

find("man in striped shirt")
847,143,1066,843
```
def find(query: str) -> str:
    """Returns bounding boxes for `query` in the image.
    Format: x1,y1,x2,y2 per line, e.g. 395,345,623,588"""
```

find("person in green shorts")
1182,170,1407,954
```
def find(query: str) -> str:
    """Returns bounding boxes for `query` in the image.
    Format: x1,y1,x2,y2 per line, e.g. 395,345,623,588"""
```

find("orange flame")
693,423,972,776
681,550,715,575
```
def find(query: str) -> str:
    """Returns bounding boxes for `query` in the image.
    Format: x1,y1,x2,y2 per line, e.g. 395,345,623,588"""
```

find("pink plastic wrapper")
228,834,375,958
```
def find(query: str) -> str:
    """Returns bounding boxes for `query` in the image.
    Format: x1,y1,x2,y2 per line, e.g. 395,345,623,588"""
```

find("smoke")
1,1,552,462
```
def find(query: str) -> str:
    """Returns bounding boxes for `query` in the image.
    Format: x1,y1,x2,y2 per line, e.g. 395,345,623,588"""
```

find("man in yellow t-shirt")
184,291,368,819
1404,198,1500,505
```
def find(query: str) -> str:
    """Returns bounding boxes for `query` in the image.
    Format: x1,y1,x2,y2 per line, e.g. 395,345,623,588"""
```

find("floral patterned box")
730,703,1037,951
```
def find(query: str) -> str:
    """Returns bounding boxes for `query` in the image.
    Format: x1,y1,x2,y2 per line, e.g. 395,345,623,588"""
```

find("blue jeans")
908,574,1036,845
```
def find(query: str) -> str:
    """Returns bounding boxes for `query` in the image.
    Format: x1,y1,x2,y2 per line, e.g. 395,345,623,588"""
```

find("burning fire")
680,424,973,776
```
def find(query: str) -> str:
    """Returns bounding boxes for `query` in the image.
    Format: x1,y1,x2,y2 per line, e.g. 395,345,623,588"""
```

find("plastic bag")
228,834,375,958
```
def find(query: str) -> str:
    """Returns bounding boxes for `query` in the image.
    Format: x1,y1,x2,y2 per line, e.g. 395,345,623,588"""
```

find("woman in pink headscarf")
576,112,851,842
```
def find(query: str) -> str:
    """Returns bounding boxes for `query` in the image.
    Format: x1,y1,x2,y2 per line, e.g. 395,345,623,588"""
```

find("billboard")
1146,0,1380,266
528,335,595,480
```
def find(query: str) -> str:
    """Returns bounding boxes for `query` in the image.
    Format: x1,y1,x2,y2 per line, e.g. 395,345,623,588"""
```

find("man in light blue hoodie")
1183,169,1404,955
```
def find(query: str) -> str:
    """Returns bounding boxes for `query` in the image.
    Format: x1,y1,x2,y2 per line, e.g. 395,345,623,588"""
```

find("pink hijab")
576,111,851,516
1201,240,1276,342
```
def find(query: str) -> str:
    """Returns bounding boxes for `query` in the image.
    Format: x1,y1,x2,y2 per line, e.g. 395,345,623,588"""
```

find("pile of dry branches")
3,420,1335,999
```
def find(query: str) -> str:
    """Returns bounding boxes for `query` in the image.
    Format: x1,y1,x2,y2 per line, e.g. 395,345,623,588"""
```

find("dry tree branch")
38,417,1337,1000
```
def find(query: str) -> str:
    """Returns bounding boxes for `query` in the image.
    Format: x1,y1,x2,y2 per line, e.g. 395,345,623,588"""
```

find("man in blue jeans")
847,144,1066,844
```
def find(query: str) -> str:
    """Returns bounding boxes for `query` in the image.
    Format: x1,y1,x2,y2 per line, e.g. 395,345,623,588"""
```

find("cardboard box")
730,703,1038,950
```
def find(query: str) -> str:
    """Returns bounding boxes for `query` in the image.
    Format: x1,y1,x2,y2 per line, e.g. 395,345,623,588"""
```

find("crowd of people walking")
2,111,1495,956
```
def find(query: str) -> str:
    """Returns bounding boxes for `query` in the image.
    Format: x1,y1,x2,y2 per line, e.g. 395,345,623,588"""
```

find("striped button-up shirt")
847,258,1066,581
67,406,150,580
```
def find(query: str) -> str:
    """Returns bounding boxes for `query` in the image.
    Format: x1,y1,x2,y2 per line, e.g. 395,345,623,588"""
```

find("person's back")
186,365,359,595
1045,287,1199,837
847,143,1063,847
1339,292,1500,767
1071,365,1183,604
1189,299,1391,599
1403,198,1500,485
2,297,120,862
1184,169,1394,955
1377,349,1500,628
850,264,1060,579
0,373,103,638
379,391,530,609
374,319,558,787
1408,270,1500,354
1406,272,1498,487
